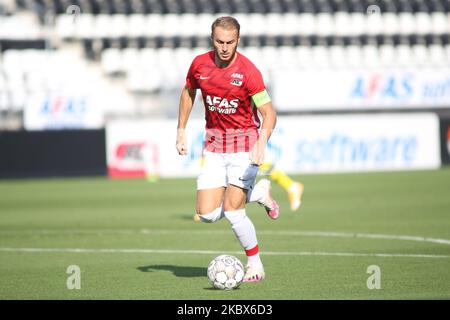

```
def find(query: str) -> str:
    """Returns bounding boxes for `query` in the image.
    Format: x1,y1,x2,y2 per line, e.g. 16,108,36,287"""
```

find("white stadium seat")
196,13,215,37
261,46,279,67
179,14,199,37
278,46,298,68
362,45,380,68
334,11,351,37
431,12,448,34
2,50,24,76
55,14,75,39
10,89,27,112
266,13,284,36
329,45,347,68
246,14,265,36
295,46,313,68
398,12,416,35
448,13,450,34
412,44,430,67
346,44,363,68
94,14,113,38
75,14,95,39
349,13,366,36
240,47,263,67
428,44,447,67
156,48,176,70
316,13,335,37
110,15,128,38
297,13,316,36
231,13,249,35
282,13,301,36
146,14,164,37
101,48,123,74
0,14,41,39
139,48,159,70
311,45,330,68
26,70,47,91
446,45,450,66
395,44,414,67
122,48,141,73
174,47,195,72
161,14,182,37
415,12,432,35
382,13,400,35
366,11,383,35
127,14,147,38
0,91,8,113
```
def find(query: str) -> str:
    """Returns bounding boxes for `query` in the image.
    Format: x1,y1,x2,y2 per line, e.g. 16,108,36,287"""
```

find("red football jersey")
186,50,267,153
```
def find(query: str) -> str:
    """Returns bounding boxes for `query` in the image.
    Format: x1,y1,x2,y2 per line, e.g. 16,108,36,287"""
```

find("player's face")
212,27,240,66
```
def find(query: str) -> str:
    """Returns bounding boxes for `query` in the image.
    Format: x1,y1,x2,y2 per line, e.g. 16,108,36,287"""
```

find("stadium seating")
1,0,450,126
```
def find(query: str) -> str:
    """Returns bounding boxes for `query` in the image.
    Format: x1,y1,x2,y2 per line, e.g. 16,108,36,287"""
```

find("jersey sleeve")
247,66,271,107
246,66,266,96
185,57,199,90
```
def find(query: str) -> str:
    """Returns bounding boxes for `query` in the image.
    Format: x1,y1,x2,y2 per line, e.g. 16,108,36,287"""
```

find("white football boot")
243,265,265,282
254,179,280,219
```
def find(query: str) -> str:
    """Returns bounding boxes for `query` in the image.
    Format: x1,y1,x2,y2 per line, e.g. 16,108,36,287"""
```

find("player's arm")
176,85,197,155
250,90,277,165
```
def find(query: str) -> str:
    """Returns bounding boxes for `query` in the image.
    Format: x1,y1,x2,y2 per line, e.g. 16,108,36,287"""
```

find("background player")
259,162,304,211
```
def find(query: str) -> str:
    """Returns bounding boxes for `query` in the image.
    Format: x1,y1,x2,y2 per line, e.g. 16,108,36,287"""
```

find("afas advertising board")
106,114,440,178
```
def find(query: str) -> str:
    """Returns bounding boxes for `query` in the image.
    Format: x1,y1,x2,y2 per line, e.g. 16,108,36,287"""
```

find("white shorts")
197,151,259,190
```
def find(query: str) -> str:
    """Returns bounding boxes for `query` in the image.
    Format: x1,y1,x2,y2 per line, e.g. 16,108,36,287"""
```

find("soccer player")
176,16,278,282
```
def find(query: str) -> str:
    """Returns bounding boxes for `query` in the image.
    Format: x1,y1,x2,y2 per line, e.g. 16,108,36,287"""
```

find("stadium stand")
1,0,450,129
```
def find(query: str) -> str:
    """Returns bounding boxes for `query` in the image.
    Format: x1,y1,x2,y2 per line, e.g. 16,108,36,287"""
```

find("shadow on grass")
179,214,196,221
138,265,243,291
203,287,241,291
137,265,205,278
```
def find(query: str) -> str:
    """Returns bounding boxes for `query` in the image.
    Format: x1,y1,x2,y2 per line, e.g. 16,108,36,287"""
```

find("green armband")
251,90,271,107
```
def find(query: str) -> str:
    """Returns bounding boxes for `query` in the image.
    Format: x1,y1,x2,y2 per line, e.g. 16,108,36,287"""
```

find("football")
207,255,245,290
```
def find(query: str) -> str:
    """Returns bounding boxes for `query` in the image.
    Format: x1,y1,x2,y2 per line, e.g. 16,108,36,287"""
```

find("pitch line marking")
0,247,449,259
2,229,450,246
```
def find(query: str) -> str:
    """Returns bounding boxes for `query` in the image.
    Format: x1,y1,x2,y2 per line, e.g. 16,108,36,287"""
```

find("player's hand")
176,129,188,155
250,139,265,166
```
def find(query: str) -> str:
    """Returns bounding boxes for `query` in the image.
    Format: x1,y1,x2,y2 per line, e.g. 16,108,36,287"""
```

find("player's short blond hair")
211,16,240,37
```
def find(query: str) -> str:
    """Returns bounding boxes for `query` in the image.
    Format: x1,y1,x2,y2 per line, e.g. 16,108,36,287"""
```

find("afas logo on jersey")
205,95,239,114
230,73,243,86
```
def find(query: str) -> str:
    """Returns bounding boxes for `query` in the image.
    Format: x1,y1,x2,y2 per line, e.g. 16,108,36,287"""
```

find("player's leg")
195,178,279,221
223,184,265,282
259,161,305,211
225,154,265,282
194,179,279,221
247,178,279,219
195,152,227,223
196,187,225,222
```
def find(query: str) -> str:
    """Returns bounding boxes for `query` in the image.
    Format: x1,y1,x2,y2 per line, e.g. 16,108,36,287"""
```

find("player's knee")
223,197,246,213
196,207,223,223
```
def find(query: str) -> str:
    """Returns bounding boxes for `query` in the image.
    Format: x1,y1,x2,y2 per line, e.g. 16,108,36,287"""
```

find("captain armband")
251,90,272,108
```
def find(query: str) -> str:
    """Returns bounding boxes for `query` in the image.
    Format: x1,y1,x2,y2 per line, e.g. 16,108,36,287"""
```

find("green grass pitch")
0,168,450,299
